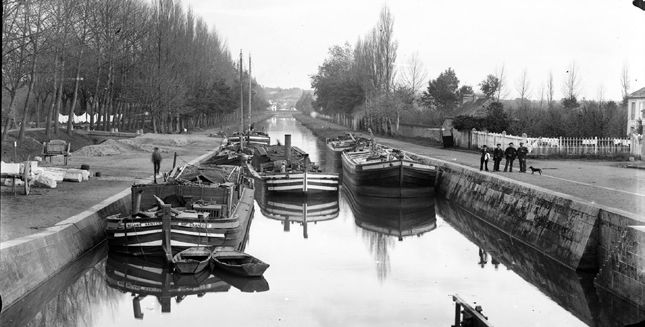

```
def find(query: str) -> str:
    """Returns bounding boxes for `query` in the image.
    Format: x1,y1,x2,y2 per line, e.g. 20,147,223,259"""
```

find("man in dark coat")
152,147,162,183
479,145,489,171
492,143,504,171
503,142,517,172
517,142,529,172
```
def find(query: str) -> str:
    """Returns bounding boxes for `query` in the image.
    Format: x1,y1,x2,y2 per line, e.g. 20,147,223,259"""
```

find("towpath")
0,112,274,243
296,114,645,218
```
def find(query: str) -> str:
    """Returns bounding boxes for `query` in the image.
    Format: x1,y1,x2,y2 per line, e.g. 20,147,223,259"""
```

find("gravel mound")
73,134,191,157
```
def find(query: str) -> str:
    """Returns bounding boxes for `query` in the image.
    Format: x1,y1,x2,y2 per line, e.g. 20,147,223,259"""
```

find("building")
626,87,645,135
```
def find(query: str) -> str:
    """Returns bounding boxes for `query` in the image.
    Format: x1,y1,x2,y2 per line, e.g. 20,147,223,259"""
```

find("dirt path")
0,112,275,242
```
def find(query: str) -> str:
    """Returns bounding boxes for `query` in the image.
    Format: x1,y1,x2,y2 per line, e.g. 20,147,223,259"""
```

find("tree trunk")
18,52,40,143
54,57,66,136
46,56,59,138
1,91,17,141
66,48,83,134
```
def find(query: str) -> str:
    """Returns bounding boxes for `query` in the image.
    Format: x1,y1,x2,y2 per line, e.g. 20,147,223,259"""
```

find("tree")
483,101,508,133
546,71,555,109
399,52,427,95
495,65,507,101
311,44,364,114
515,68,531,105
562,61,581,101
421,68,460,114
620,63,630,105
479,75,499,99
561,95,579,109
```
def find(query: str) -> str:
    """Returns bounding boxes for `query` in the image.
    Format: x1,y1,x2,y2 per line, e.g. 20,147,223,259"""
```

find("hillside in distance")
263,87,304,109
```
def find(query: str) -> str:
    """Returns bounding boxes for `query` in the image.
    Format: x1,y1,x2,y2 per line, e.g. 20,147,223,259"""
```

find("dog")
529,166,542,175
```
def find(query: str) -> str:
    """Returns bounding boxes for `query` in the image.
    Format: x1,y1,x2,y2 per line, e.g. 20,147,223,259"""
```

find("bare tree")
538,83,545,109
495,64,507,101
515,68,531,105
399,52,428,95
546,71,554,108
620,63,630,102
562,61,581,100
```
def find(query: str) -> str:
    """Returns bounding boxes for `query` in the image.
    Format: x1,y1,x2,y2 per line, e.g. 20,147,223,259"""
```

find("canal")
0,115,616,326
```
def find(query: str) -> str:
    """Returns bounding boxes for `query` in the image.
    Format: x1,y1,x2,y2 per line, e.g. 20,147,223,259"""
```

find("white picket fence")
470,130,643,158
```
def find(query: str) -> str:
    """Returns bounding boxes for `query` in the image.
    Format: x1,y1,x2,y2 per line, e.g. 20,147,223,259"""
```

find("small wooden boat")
210,248,269,277
173,247,212,274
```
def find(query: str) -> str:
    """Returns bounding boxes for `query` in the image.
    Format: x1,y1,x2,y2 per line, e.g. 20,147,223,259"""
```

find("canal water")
1,115,617,326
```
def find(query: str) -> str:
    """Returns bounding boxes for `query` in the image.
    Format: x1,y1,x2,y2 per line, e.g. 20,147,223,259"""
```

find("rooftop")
628,87,645,98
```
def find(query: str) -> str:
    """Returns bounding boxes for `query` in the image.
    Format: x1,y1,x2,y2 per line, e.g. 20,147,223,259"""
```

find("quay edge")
293,113,644,310
0,143,225,311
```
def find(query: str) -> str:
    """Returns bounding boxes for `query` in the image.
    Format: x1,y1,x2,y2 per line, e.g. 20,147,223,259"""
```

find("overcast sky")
187,0,644,101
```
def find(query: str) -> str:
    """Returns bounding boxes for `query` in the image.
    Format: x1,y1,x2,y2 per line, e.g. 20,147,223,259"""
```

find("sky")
186,0,645,101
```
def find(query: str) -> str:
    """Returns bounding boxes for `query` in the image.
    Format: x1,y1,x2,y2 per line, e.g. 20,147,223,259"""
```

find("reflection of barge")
106,164,254,256
341,145,436,198
343,184,436,240
257,188,339,238
105,252,268,317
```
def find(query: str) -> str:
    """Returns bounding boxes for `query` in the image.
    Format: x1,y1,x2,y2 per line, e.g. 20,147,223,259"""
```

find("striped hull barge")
106,178,255,255
248,144,339,194
341,147,437,198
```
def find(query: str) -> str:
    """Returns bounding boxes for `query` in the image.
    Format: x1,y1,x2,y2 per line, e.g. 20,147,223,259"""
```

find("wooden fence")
469,130,642,159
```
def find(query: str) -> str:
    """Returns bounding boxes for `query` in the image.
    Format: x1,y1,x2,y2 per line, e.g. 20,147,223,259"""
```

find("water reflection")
436,199,645,327
343,184,437,282
0,244,120,327
255,187,339,239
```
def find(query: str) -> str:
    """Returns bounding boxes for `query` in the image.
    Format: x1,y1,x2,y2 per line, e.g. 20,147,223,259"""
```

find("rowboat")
172,247,212,274
341,144,437,198
105,252,231,316
210,248,270,277
248,135,339,194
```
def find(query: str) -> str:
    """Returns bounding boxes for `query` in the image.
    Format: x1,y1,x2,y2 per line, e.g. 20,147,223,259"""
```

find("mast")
248,54,252,132
239,50,244,149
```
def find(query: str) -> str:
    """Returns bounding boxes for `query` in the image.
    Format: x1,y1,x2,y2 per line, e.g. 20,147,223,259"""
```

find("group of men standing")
479,142,528,172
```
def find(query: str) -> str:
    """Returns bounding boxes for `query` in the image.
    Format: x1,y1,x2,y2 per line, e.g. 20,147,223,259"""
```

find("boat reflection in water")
256,187,339,239
105,251,269,319
343,184,437,281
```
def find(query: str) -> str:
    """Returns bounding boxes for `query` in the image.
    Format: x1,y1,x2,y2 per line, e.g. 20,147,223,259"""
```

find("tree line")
305,5,631,138
2,0,267,143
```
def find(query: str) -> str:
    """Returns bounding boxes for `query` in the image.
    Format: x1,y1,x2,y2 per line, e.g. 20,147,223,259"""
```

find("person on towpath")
479,145,489,171
517,142,529,173
503,143,517,172
493,143,504,171
152,147,162,183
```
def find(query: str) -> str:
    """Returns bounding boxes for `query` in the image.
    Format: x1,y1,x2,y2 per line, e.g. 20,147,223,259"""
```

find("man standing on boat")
493,144,504,171
152,147,162,183
503,143,517,172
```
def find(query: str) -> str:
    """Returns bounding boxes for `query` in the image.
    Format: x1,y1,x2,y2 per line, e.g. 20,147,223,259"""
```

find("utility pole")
248,54,252,132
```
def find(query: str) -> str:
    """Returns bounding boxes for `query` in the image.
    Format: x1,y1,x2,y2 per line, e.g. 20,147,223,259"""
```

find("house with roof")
626,87,645,135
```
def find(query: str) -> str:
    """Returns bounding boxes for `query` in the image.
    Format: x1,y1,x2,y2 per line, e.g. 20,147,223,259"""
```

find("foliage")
2,0,266,140
311,43,364,114
561,96,579,109
479,75,499,99
421,68,460,114
483,101,508,133
453,115,484,130
295,91,315,113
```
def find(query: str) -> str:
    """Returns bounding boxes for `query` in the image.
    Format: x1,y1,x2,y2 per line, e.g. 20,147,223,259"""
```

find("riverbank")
294,111,645,310
0,111,274,309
